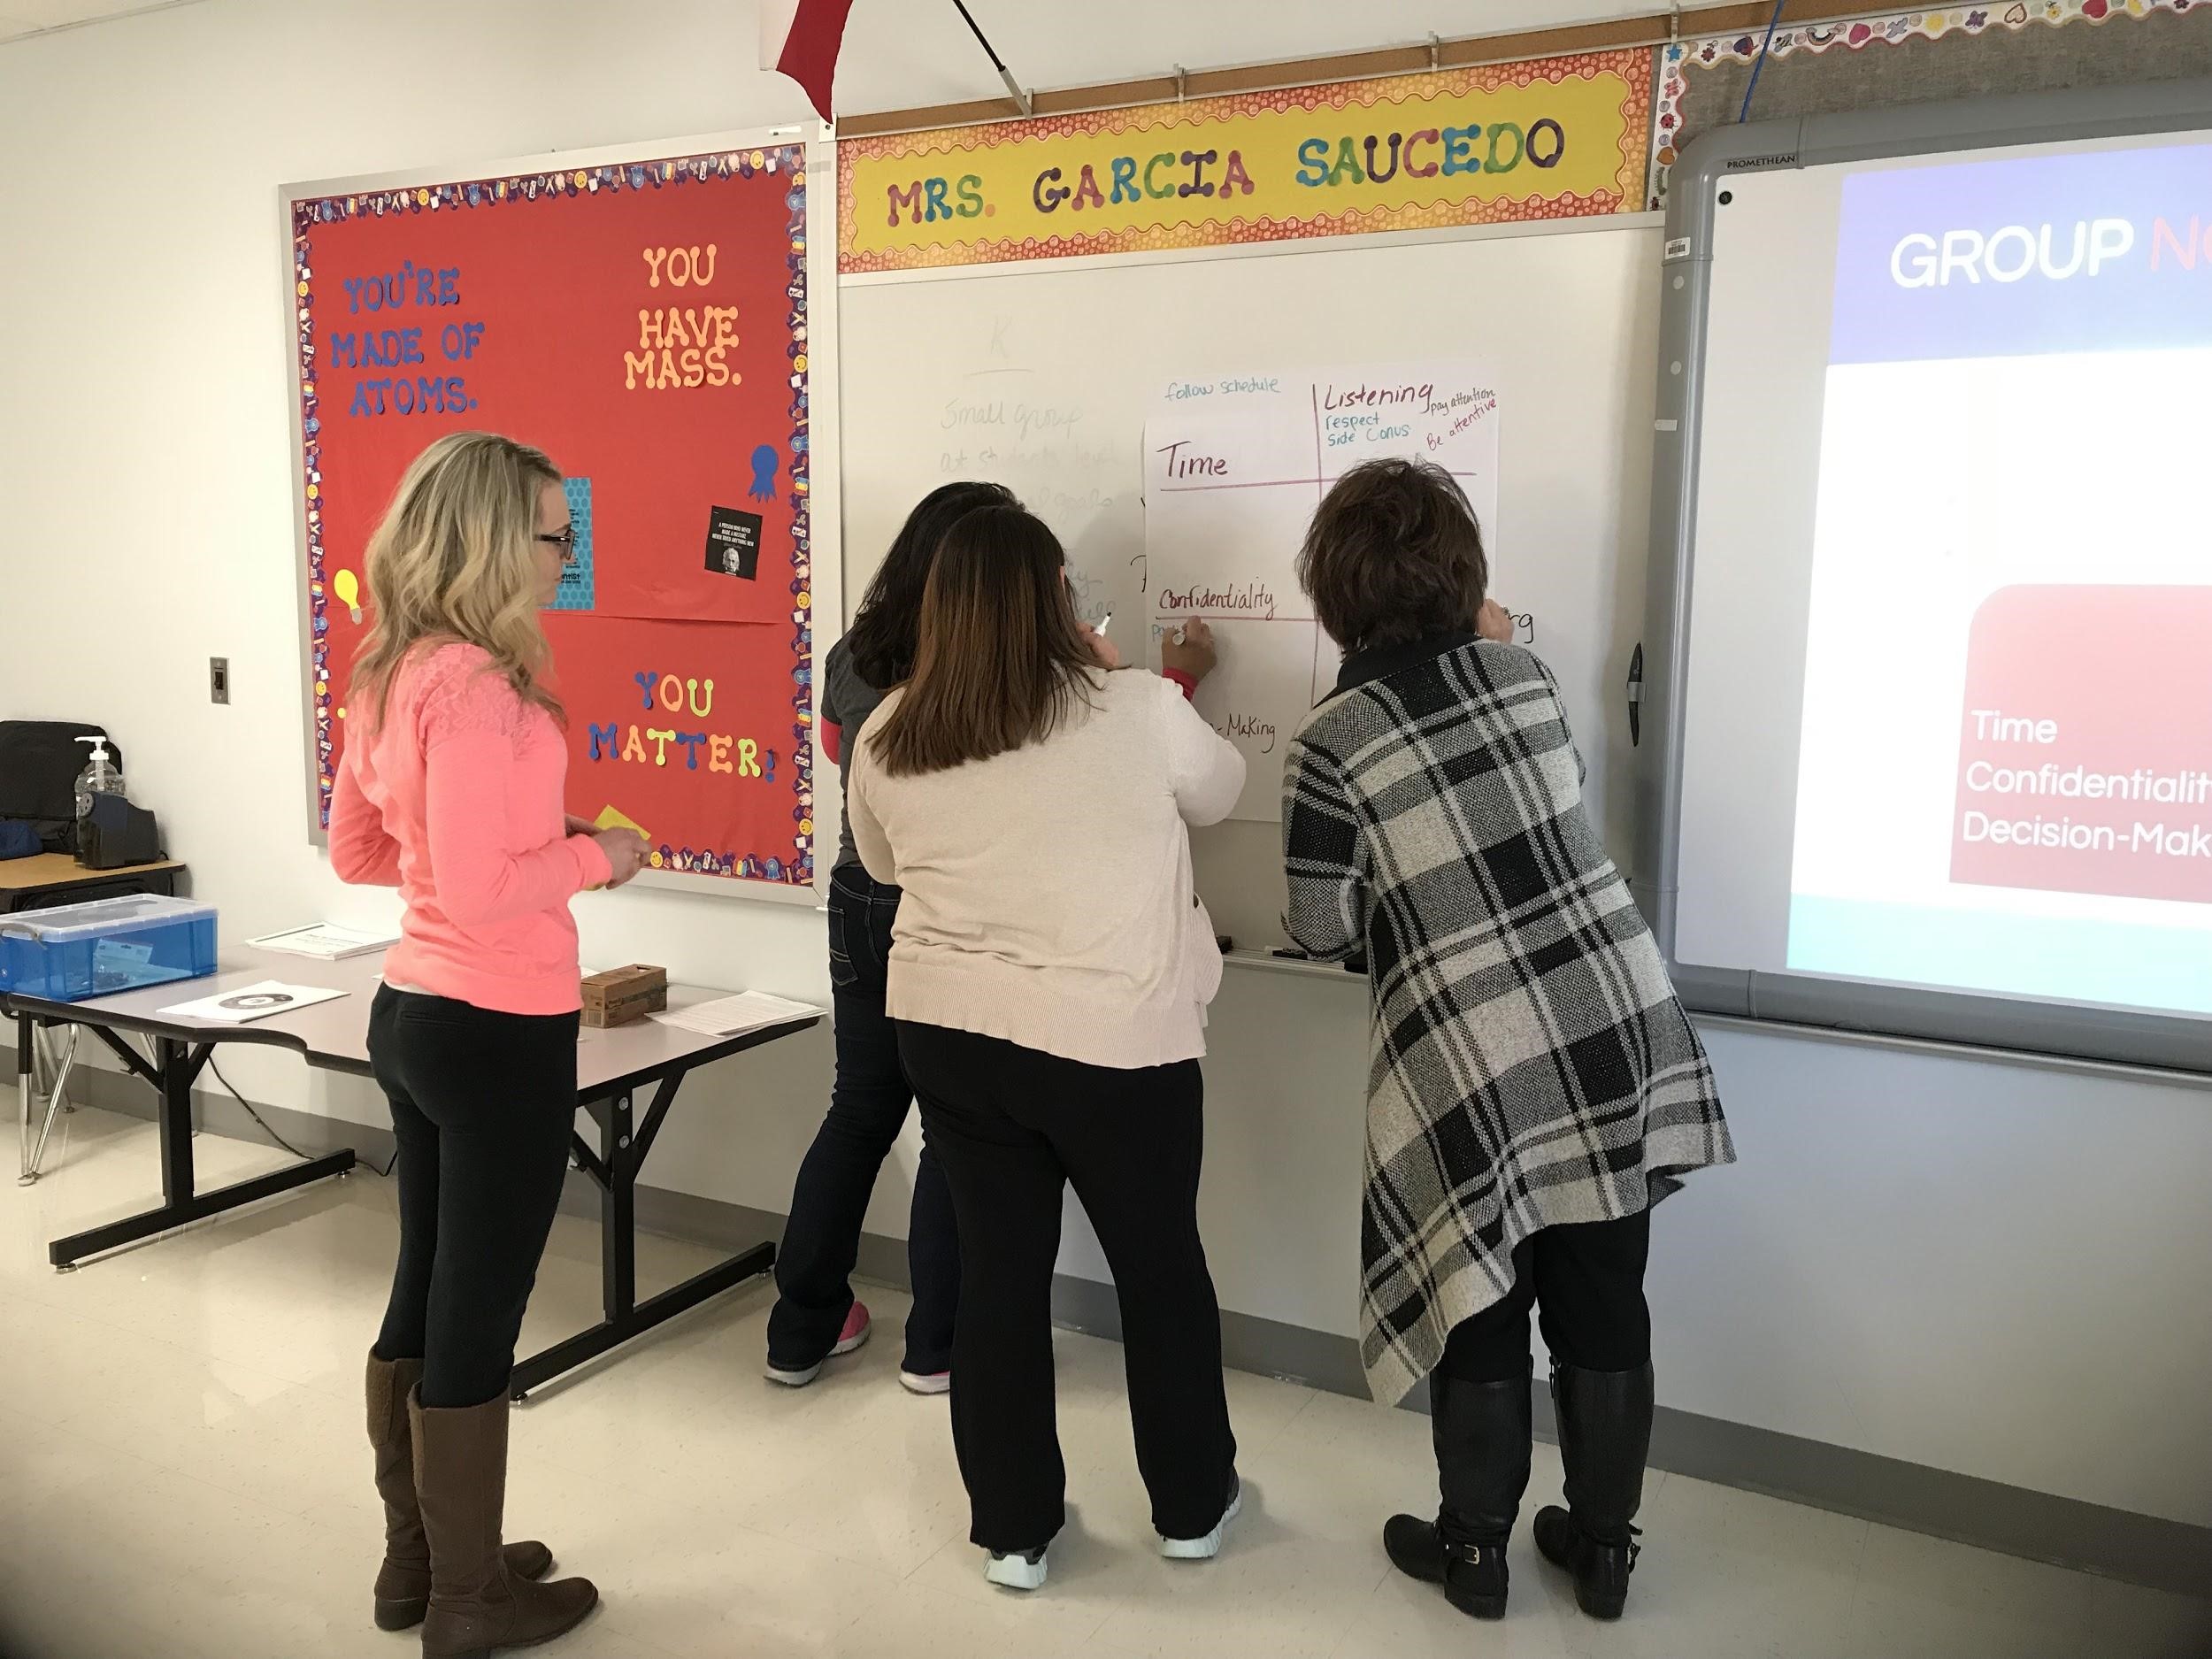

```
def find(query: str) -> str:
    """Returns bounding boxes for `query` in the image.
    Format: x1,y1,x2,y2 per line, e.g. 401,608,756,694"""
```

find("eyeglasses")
537,526,580,564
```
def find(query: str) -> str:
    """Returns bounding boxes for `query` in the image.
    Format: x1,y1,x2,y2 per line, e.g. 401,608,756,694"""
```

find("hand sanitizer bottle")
73,735,125,863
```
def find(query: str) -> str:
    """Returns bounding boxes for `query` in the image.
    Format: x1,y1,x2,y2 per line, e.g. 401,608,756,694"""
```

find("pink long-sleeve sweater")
329,641,611,1014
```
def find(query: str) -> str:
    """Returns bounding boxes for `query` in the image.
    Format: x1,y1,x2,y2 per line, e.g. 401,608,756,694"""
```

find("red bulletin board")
287,134,834,895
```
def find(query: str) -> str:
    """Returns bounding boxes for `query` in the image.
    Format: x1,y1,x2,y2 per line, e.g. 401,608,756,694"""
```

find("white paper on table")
649,990,822,1038
157,980,346,1024
250,922,400,960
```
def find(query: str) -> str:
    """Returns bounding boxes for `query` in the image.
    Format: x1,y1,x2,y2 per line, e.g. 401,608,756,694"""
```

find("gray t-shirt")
821,636,889,871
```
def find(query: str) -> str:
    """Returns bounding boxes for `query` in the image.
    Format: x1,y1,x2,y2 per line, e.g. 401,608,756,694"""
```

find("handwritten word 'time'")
1156,441,1229,480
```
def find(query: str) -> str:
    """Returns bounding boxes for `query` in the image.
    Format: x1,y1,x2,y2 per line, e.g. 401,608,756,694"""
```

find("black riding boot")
1383,1363,1532,1621
1533,1360,1654,1620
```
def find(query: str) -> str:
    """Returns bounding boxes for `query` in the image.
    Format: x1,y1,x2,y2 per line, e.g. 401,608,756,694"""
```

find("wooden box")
580,964,668,1028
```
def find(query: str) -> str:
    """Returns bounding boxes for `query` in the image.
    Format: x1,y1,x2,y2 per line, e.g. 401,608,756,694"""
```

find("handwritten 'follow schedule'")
1142,364,1502,821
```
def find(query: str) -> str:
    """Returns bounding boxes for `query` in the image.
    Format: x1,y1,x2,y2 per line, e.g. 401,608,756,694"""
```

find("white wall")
3,0,2207,1533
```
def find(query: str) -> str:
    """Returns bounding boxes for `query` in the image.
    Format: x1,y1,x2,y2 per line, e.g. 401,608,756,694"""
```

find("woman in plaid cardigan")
1279,458,1734,1624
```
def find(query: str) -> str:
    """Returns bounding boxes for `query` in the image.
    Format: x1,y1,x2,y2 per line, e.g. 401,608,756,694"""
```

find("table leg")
46,1034,356,1271
510,1072,774,1400
604,1093,637,1323
17,1021,77,1185
14,1011,31,1186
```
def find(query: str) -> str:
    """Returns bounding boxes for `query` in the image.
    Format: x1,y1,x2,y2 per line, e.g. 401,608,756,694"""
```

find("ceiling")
833,0,1671,114
1,1,1675,108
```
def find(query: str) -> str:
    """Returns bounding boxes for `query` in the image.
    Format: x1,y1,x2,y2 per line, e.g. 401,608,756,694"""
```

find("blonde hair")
351,432,565,729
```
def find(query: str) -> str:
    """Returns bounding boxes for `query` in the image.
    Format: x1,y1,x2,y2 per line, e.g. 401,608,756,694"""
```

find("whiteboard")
838,219,1662,949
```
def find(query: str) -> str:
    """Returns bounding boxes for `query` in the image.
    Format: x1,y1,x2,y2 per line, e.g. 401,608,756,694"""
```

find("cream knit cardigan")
849,669,1245,1070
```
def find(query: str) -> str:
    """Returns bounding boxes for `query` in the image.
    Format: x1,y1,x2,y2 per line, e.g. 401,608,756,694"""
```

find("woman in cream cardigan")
847,502,1242,1592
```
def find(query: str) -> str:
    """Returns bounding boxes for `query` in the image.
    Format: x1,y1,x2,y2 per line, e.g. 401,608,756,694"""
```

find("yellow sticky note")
594,805,650,841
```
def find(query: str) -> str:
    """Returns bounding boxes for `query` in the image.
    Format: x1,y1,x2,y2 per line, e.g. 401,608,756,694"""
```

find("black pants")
769,867,960,1373
1437,1210,1652,1384
897,1021,1237,1552
369,985,579,1409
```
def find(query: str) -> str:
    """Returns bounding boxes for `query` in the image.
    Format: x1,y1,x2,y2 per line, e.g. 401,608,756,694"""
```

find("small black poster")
703,506,762,580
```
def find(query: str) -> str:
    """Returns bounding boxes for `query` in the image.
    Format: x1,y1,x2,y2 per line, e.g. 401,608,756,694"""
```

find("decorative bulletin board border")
839,52,1652,273
1651,0,2212,206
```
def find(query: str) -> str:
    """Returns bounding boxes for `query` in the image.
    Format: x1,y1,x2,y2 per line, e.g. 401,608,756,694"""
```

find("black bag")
0,720,126,856
79,793,161,869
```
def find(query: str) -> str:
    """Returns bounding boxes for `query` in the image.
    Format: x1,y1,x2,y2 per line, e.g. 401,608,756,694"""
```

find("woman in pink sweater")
329,432,645,1657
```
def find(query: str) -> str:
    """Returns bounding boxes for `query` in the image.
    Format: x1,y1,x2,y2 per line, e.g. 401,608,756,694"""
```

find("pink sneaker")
764,1301,872,1387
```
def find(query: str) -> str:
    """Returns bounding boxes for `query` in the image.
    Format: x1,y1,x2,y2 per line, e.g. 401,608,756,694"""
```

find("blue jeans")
767,865,960,1373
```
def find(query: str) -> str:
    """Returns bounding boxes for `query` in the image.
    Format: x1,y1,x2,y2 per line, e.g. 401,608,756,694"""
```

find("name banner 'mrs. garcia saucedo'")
838,54,1651,273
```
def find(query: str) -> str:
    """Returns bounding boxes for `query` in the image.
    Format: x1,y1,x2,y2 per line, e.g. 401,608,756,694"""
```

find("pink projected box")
1951,585,2212,904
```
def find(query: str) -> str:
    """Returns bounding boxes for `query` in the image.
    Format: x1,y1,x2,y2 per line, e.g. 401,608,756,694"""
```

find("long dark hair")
845,481,1018,687
868,504,1099,777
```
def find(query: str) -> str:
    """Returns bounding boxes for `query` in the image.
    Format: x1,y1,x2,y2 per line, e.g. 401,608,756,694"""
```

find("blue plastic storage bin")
0,895,219,1002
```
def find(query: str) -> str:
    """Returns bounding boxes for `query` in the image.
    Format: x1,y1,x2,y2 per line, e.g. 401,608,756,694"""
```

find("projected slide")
1786,144,2212,1015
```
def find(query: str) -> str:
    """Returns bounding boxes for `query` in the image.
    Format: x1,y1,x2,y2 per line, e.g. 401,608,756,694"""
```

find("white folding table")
2,952,818,1396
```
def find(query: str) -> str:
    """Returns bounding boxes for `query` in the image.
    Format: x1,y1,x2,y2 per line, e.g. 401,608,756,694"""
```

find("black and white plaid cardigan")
1282,633,1734,1403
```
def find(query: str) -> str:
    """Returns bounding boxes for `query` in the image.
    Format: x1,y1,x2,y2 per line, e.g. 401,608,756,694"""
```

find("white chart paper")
1144,363,1500,820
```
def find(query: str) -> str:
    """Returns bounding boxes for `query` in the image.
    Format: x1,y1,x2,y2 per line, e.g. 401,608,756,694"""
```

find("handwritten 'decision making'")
1211,711,1279,755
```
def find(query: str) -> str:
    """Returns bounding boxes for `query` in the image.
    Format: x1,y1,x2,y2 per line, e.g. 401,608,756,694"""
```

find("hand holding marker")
1161,617,1217,682
1086,611,1123,669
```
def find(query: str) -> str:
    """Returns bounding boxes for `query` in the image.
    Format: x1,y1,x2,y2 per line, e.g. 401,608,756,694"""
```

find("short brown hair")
1296,457,1488,653
868,504,1100,777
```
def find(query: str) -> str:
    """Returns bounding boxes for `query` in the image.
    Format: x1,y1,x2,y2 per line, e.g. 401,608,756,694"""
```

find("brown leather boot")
366,1354,553,1632
409,1383,598,1657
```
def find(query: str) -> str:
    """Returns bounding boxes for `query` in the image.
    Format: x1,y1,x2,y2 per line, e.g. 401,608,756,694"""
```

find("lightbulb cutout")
334,568,363,624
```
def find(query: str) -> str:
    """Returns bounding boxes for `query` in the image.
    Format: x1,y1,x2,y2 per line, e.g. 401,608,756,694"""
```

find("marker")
1094,611,1112,636
1627,643,1644,747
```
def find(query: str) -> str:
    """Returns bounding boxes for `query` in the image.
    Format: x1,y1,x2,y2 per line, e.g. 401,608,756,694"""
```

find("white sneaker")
985,1547,1048,1591
1159,1474,1242,1560
899,1369,951,1396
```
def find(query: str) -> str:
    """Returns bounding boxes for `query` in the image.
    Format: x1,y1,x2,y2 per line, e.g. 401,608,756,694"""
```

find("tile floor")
2,1097,2206,1659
